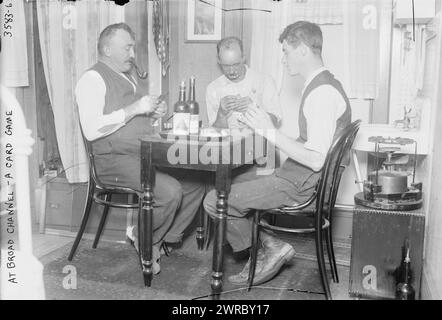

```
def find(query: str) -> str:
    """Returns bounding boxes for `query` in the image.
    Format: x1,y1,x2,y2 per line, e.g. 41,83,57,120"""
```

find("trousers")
94,138,206,245
203,165,314,252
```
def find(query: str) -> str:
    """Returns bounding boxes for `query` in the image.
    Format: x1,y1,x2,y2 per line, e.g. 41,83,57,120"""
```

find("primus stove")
354,136,423,211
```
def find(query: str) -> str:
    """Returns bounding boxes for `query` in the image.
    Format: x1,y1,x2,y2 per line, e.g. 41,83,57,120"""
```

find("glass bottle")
395,248,415,300
173,80,190,135
187,76,200,135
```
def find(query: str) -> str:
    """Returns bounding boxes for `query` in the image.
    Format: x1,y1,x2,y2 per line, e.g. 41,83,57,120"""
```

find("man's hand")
137,95,159,115
220,95,254,114
219,95,238,116
151,100,167,119
233,96,253,113
124,95,163,122
241,105,276,131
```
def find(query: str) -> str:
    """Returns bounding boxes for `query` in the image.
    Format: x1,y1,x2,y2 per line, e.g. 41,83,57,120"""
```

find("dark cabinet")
349,206,425,299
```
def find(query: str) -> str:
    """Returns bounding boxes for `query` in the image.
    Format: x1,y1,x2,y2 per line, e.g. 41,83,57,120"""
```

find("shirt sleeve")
75,70,125,141
261,75,282,121
303,85,347,156
205,82,219,127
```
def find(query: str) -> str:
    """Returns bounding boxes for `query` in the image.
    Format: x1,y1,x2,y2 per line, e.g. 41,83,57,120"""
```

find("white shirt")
75,69,137,141
206,66,282,128
302,67,347,157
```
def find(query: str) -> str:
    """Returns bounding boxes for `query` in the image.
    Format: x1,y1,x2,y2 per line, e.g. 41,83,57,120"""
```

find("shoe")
254,241,296,286
230,241,296,286
228,248,265,284
126,226,161,275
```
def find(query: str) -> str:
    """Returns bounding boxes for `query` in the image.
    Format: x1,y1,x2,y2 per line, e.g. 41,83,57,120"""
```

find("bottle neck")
403,261,410,283
189,80,195,101
179,88,186,102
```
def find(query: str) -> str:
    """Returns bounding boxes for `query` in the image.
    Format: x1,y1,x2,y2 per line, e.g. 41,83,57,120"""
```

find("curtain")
250,0,343,91
249,0,344,160
343,0,388,99
36,0,125,183
0,0,29,87
286,0,344,25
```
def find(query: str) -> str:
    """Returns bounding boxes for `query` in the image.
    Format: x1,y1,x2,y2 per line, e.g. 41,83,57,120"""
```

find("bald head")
216,37,247,82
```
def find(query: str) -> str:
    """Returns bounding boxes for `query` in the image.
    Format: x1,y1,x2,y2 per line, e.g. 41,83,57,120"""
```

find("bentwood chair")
68,126,144,268
247,120,361,300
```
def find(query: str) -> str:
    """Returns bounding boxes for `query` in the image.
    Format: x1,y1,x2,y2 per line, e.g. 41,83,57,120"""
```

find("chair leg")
325,226,339,283
93,193,111,249
315,223,332,299
68,180,95,261
248,210,260,291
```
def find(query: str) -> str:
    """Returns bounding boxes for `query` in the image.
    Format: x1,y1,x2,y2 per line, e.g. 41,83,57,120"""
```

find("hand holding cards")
220,94,254,114
239,103,275,131
152,98,167,119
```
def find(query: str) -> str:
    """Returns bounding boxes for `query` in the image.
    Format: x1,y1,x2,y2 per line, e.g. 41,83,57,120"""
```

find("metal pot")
368,171,408,194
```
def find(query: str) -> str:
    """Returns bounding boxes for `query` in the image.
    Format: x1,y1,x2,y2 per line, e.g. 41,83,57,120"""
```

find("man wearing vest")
203,21,351,285
76,23,205,275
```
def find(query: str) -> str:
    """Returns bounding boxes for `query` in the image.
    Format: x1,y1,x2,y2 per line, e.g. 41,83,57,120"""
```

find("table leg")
140,141,154,287
140,188,153,287
211,190,227,299
211,165,231,299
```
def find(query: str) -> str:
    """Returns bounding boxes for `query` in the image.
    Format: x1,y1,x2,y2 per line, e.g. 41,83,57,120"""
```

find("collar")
302,66,327,95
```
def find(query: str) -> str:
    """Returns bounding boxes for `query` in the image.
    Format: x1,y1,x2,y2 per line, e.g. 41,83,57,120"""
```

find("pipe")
133,62,148,79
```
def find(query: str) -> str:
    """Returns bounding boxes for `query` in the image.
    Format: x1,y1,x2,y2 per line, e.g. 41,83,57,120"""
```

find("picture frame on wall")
186,0,223,42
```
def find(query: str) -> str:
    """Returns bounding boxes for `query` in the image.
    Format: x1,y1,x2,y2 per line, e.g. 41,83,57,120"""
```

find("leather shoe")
228,248,265,284
229,241,295,286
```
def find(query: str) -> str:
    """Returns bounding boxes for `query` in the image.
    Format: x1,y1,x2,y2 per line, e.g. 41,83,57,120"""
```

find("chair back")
78,124,106,190
78,124,137,193
326,120,361,217
316,120,361,216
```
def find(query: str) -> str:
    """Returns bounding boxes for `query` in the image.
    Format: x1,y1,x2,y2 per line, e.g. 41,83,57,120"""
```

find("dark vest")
275,70,351,200
89,61,152,156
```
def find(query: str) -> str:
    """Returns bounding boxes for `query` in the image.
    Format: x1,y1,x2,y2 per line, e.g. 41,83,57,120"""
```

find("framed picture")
186,0,223,42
